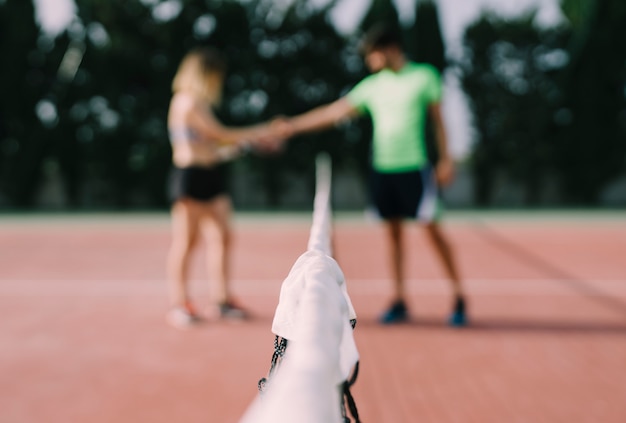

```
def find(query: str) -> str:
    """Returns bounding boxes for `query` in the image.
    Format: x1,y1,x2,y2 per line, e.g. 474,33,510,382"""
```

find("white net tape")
307,152,333,256
239,153,359,423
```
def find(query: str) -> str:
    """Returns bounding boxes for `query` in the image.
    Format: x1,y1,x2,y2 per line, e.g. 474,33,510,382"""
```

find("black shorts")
369,166,441,221
168,165,228,203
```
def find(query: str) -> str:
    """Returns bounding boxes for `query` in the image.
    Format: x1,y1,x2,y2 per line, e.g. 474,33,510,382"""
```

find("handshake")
243,116,296,155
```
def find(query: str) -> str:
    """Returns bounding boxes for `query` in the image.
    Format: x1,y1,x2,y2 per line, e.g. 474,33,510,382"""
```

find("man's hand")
435,157,455,187
270,116,294,140
249,116,292,153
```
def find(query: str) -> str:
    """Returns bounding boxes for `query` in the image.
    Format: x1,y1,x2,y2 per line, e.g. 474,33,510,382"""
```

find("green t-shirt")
346,62,442,172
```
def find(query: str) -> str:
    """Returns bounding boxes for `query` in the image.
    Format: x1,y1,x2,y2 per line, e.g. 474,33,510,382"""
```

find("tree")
405,0,447,165
459,12,569,205
459,0,626,206
555,0,626,204
230,0,366,208
0,0,368,210
0,0,57,206
360,0,401,33
406,0,446,73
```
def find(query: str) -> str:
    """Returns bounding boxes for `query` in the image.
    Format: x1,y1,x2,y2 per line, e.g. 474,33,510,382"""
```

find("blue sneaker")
448,297,468,327
379,301,408,324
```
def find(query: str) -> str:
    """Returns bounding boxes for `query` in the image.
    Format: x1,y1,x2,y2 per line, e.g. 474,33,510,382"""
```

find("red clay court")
1,211,625,423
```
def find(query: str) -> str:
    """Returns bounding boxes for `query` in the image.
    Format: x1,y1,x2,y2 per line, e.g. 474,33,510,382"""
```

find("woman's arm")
189,104,271,146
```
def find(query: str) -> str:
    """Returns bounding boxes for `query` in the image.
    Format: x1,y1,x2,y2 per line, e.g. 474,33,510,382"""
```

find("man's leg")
380,218,409,324
424,221,462,296
386,218,405,302
424,221,468,326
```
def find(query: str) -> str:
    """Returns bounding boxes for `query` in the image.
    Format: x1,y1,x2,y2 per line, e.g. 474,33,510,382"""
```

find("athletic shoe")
166,305,203,329
379,301,409,324
448,296,468,327
219,301,248,320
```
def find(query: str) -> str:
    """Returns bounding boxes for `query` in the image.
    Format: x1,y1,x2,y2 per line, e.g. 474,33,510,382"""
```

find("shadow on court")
470,220,626,317
352,316,626,335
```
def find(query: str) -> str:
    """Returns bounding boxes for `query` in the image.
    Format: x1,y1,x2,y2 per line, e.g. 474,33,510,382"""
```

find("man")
278,25,468,326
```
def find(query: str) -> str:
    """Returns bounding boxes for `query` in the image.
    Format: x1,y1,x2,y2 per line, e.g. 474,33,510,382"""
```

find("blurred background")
1,0,625,211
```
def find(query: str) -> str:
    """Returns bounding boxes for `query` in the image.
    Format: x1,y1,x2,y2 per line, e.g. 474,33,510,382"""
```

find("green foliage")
406,0,446,73
560,0,595,30
221,0,368,207
0,0,54,206
459,0,626,206
6,0,621,209
404,0,447,166
0,0,368,209
459,13,564,205
555,0,626,204
360,0,400,33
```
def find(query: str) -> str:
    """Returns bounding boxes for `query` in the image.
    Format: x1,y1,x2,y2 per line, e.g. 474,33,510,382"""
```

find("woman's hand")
252,116,293,153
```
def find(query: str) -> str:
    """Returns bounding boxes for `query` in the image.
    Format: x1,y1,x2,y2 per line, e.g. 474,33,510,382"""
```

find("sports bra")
168,126,202,144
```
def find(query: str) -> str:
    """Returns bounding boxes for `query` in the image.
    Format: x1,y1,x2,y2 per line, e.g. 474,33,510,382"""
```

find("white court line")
0,278,625,297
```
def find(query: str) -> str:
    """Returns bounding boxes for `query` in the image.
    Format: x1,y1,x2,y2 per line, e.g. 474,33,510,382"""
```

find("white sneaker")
166,306,203,329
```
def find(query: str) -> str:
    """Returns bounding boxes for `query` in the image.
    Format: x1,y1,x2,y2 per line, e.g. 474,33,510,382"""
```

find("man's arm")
429,103,455,187
286,98,359,136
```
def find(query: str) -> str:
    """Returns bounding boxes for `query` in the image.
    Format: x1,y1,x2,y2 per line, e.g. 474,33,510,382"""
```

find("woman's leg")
200,195,233,306
379,218,410,324
166,199,201,308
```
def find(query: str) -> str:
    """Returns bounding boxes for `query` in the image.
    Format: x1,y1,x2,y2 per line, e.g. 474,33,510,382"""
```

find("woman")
166,47,273,328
